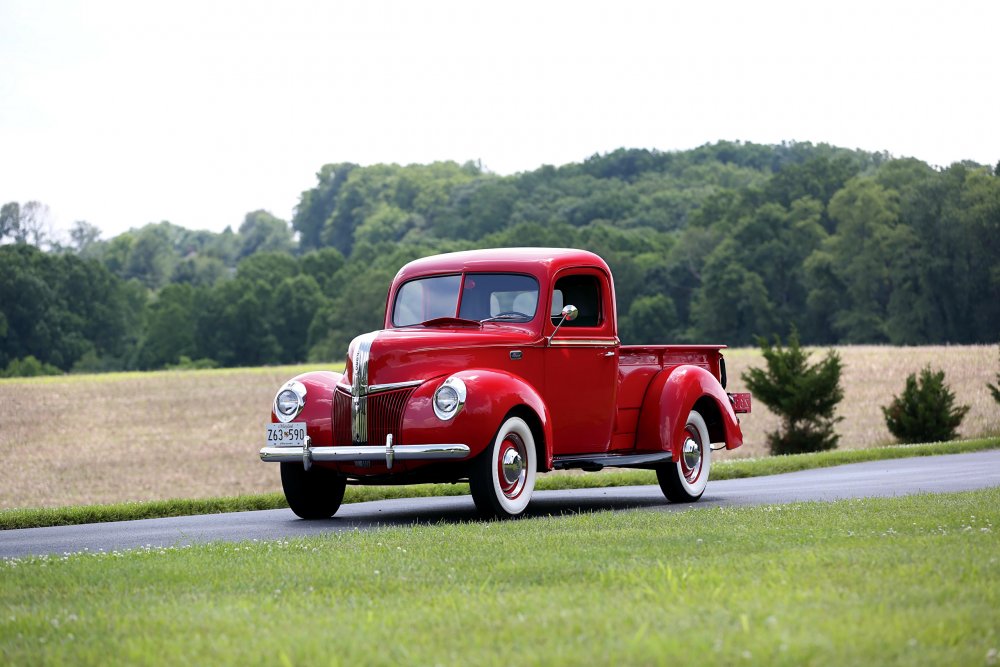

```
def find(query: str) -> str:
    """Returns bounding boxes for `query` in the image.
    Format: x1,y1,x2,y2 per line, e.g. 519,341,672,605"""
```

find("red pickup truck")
261,248,750,518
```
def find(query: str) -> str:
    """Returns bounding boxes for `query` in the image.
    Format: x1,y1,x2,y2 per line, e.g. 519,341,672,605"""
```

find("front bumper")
260,434,470,471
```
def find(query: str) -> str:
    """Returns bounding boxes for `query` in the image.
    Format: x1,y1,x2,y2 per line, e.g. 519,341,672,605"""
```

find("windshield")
392,273,539,327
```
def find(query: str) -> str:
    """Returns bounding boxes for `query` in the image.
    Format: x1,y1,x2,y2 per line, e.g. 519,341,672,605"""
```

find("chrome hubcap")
681,430,703,483
497,434,527,499
502,448,524,486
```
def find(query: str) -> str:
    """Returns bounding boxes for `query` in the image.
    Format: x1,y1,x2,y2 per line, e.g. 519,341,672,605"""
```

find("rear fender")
402,369,554,470
271,371,343,447
635,365,743,460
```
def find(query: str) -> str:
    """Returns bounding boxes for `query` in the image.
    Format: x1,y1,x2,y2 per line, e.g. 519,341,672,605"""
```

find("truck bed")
611,345,727,450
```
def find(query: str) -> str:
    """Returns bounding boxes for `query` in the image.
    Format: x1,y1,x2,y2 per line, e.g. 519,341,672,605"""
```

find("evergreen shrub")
742,330,844,455
988,346,1000,407
882,366,969,443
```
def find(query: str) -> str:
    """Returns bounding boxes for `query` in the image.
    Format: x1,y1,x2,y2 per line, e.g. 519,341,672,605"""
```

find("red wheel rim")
497,433,527,500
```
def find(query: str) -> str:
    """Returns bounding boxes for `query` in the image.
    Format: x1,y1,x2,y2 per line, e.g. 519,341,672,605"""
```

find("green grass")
3,436,998,531
2,489,998,665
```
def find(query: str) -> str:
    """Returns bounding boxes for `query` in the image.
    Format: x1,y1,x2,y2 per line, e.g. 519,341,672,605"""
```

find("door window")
551,274,602,327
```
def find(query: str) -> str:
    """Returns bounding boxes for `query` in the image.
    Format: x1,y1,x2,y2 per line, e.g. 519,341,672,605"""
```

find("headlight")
273,381,306,423
433,376,467,421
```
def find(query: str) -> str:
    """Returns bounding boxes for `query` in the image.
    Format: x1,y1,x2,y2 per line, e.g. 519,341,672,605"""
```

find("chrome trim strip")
548,339,618,347
260,443,470,463
350,332,377,444
433,376,467,421
367,380,422,395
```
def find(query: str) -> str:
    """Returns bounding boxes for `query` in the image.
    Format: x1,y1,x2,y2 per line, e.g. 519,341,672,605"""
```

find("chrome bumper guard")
260,434,470,471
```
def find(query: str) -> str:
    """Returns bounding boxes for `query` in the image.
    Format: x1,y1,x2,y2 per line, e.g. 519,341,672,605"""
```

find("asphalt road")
3,450,999,559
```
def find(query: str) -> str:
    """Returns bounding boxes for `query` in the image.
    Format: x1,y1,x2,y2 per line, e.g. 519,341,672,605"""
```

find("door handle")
601,350,615,357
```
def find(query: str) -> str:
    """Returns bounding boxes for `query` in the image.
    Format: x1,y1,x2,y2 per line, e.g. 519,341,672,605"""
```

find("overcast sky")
1,0,998,241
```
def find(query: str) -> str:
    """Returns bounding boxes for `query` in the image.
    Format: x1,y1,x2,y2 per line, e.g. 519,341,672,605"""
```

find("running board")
551,452,672,472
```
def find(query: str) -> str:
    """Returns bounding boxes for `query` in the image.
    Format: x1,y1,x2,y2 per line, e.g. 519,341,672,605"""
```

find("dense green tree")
809,178,902,342
170,255,227,287
619,294,679,344
0,244,140,370
300,247,345,292
690,250,775,345
134,283,199,369
6,142,999,374
765,156,862,223
124,223,178,289
273,275,324,363
238,210,294,259
235,251,299,284
294,163,358,251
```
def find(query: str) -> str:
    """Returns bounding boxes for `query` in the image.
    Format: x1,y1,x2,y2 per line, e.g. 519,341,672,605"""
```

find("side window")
551,274,601,327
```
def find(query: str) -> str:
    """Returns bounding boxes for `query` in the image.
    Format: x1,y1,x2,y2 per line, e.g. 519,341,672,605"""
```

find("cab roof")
393,247,611,283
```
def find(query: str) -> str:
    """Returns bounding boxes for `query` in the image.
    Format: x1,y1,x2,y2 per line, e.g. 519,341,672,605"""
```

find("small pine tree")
988,346,1000,407
882,366,970,443
742,329,844,455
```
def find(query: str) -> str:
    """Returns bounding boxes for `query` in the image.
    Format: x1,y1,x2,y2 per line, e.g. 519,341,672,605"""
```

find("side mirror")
560,304,579,322
547,304,579,345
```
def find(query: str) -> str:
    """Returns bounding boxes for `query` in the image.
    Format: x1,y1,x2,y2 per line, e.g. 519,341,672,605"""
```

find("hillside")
2,141,998,375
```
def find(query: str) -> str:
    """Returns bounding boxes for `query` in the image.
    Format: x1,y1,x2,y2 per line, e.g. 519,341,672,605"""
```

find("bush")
165,356,219,371
2,355,63,378
988,346,1000,407
70,350,126,374
741,329,844,455
882,366,970,443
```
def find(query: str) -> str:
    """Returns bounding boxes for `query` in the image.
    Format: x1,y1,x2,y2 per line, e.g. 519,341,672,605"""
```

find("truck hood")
343,326,540,391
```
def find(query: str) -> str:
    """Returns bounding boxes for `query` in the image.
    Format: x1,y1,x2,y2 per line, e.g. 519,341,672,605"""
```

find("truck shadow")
301,488,692,531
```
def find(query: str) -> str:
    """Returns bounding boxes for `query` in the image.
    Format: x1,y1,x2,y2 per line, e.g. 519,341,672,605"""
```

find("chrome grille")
333,386,415,446
333,389,352,445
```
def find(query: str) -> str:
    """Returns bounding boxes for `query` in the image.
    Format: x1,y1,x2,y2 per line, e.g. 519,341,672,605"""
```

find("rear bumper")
260,435,470,471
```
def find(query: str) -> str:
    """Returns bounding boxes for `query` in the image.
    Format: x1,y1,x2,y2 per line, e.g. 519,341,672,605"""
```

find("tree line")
2,141,998,375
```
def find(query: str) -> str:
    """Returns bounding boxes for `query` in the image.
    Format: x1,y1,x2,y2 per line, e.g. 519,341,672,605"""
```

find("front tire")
469,416,537,519
280,462,347,519
657,409,711,502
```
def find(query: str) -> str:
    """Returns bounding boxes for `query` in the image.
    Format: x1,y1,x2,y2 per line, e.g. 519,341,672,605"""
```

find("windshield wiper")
480,312,533,323
417,317,482,328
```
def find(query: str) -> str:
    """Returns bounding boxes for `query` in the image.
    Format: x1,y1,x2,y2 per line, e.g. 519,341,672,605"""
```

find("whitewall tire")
470,416,537,518
656,409,711,502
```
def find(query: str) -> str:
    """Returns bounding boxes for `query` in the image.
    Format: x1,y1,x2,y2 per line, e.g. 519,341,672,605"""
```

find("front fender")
401,369,554,469
271,371,343,447
635,365,743,460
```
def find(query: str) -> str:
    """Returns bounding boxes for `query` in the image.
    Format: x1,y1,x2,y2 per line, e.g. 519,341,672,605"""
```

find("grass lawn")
2,488,998,665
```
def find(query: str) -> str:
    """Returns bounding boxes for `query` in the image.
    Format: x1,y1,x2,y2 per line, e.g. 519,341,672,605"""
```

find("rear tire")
657,409,711,503
280,462,346,519
469,416,537,519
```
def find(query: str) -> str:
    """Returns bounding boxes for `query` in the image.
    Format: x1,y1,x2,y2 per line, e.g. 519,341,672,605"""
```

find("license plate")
266,422,307,447
730,393,752,414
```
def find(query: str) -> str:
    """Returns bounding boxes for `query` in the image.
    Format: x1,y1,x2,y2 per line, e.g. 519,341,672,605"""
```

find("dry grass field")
1,346,998,510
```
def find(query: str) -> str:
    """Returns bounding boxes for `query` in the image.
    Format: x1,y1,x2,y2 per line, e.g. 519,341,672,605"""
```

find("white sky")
1,0,998,240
